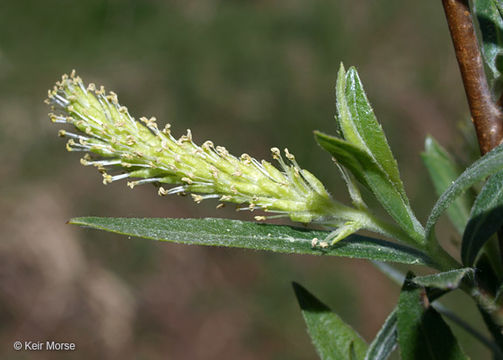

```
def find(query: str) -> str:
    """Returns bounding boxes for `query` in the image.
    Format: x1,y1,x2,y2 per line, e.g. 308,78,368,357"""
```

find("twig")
441,0,503,155
442,0,503,350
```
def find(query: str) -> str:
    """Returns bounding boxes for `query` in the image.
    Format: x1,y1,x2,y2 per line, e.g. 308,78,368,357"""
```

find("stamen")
127,178,162,189
166,185,188,195
111,173,130,182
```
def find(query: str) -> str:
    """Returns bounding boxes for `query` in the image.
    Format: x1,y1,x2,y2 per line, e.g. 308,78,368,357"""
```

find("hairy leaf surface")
71,217,433,265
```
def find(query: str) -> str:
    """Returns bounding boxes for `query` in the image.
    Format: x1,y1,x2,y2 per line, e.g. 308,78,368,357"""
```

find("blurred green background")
0,0,490,359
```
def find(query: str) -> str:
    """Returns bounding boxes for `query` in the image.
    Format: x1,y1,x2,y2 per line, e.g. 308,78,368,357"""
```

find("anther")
208,165,218,178
191,194,204,203
107,92,119,104
202,141,214,150
181,177,193,184
162,124,171,134
240,153,252,165
102,173,113,185
126,136,136,145
271,147,281,159
185,129,192,142
216,146,229,157
284,148,295,161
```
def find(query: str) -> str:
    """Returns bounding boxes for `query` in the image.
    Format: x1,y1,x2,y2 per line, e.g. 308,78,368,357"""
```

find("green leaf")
337,64,408,203
292,282,367,360
397,274,469,360
315,130,371,188
425,143,503,243
472,0,503,95
462,170,503,265
421,136,472,234
334,65,424,242
315,131,424,243
364,309,398,360
412,268,474,290
70,217,433,265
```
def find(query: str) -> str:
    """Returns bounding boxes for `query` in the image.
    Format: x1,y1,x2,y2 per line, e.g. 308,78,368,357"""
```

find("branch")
442,0,503,154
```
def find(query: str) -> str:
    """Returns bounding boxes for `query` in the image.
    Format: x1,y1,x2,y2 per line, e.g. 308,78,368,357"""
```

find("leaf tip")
292,282,330,312
67,217,86,226
291,281,304,300
424,135,435,151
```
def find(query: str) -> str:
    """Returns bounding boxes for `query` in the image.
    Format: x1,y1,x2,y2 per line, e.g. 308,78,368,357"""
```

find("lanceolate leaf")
397,274,469,360
329,65,423,242
472,0,503,95
337,64,408,203
412,268,474,290
425,143,503,243
421,136,472,234
462,170,503,265
70,217,433,265
364,309,398,360
292,282,368,360
315,131,423,244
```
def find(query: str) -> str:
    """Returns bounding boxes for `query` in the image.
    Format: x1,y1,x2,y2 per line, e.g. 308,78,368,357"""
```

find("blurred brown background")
0,0,489,359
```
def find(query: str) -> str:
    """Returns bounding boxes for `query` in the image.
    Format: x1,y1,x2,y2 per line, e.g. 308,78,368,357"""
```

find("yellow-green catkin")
46,71,347,223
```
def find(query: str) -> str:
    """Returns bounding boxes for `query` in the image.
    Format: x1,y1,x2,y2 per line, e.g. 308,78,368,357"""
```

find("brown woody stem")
443,1,503,351
441,0,503,155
